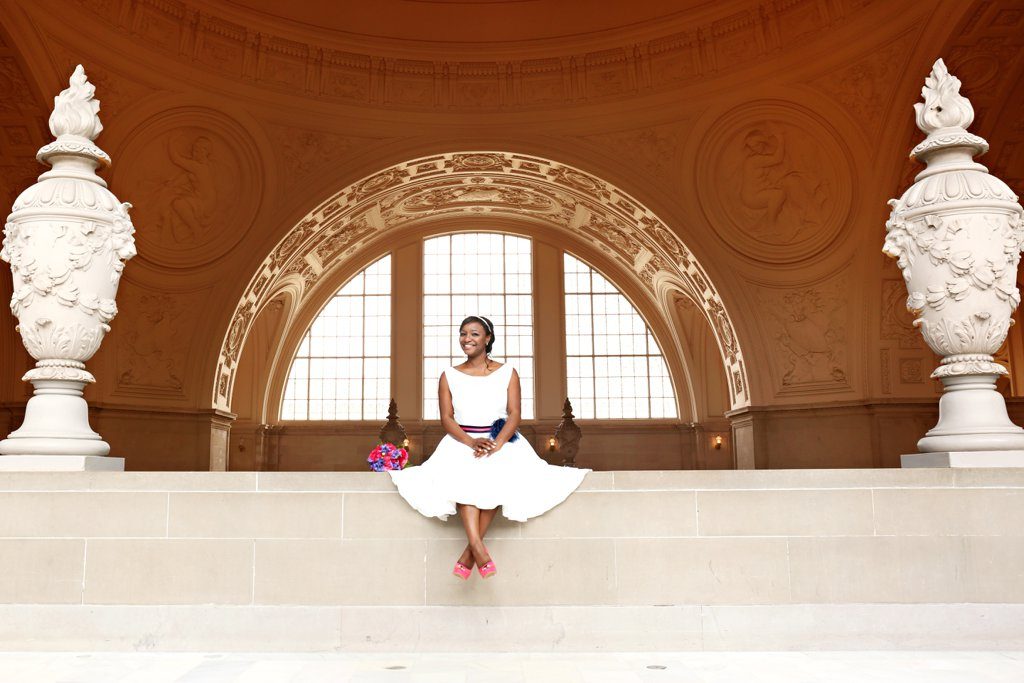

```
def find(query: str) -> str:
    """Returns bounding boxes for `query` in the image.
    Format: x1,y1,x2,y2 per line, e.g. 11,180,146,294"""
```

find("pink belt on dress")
459,424,492,434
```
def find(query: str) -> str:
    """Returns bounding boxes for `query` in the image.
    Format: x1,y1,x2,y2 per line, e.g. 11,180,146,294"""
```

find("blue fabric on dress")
489,418,519,442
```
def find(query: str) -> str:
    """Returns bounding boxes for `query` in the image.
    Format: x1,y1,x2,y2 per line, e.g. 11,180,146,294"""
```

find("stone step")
0,469,1019,650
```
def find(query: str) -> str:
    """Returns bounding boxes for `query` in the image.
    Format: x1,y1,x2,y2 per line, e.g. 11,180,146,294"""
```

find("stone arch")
213,151,749,412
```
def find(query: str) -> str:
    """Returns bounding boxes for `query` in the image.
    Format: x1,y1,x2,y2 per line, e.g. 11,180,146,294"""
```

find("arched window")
422,233,535,419
564,252,677,419
281,255,391,420
277,236,679,424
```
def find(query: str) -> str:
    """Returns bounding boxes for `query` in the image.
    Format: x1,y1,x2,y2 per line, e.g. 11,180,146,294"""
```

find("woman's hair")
460,315,496,354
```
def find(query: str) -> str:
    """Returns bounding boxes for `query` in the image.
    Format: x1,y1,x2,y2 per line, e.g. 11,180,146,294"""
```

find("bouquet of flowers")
367,442,409,471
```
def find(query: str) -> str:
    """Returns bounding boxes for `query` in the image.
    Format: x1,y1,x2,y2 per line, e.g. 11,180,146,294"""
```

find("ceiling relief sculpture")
212,151,750,413
696,101,853,264
810,38,915,139
266,123,384,192
65,0,879,112
0,37,48,211
580,122,683,181
113,107,264,268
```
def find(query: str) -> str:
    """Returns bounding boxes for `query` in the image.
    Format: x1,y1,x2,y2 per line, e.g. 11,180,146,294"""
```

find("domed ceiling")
214,0,722,50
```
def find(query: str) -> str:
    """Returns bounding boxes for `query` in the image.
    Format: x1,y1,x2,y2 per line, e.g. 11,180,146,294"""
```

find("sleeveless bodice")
443,363,513,425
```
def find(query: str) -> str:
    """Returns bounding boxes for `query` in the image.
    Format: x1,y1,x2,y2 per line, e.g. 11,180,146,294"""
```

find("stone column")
0,66,136,471
884,59,1024,467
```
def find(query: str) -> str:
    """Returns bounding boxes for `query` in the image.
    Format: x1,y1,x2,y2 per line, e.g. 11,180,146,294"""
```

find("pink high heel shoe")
452,561,472,580
478,559,497,579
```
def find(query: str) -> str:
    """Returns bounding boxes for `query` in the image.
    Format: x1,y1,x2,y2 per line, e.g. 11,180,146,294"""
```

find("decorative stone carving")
115,290,186,395
881,279,924,349
71,0,866,112
0,66,135,467
378,399,408,449
696,102,853,263
581,123,681,179
899,358,924,384
267,124,379,190
884,59,1024,458
757,279,850,394
554,398,582,467
214,152,750,412
812,40,912,136
114,108,262,268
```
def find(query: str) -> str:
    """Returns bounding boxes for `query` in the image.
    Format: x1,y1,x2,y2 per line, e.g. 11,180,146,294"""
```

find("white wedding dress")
388,363,591,522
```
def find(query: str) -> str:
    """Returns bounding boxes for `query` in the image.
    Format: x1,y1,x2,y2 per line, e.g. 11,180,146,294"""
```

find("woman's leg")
457,506,498,567
456,503,492,566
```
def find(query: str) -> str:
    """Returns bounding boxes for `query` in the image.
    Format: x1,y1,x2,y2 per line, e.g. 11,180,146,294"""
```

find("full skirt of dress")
388,434,591,522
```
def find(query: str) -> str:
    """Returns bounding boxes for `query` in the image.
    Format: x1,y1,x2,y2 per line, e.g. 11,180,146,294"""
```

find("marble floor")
0,652,1020,682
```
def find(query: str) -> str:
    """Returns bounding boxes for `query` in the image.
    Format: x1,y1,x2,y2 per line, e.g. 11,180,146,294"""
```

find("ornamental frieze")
66,0,877,111
213,151,750,412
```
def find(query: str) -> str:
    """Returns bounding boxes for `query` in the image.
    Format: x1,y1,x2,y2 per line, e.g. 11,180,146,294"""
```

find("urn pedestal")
0,66,135,471
884,60,1024,468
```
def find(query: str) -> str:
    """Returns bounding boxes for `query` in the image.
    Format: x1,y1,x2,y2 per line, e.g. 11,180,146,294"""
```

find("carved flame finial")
914,58,974,134
49,65,103,141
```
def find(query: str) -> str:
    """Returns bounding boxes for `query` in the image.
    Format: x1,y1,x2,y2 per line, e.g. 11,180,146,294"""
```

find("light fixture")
548,437,557,451
402,438,410,449
713,435,723,450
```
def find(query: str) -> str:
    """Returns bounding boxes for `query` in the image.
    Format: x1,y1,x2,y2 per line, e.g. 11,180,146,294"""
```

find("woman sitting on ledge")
389,315,591,579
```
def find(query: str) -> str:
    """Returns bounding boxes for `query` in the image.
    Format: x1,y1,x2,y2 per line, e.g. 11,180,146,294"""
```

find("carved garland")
212,152,749,411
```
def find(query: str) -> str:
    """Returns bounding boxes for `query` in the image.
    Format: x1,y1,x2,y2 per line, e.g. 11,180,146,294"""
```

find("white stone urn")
0,65,135,470
884,59,1024,466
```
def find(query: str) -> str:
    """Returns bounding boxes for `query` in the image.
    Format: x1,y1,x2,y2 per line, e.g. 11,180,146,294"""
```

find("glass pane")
280,255,391,420
423,233,534,419
563,252,676,420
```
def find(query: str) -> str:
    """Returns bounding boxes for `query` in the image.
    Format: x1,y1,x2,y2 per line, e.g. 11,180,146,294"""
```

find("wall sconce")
713,435,723,450
548,437,558,452
402,438,410,450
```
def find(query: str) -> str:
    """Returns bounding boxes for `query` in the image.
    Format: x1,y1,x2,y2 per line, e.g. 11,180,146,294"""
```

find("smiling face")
459,321,490,359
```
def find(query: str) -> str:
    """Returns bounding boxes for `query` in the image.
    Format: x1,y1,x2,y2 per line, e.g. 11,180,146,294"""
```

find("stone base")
901,451,1024,468
0,455,125,471
0,604,1018,651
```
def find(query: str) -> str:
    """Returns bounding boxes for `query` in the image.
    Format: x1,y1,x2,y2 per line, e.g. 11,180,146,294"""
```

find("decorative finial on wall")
914,59,975,135
49,64,103,140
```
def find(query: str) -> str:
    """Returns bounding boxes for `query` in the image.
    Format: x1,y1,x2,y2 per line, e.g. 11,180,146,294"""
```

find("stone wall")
0,468,1019,650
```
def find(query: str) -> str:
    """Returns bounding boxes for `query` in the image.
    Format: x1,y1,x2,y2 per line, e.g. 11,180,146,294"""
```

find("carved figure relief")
732,124,828,244
150,133,221,243
114,109,263,268
116,292,186,393
758,281,850,392
697,102,852,263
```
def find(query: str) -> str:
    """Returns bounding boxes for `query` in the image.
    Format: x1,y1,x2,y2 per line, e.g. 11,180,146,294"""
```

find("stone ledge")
0,604,1017,652
0,468,1021,492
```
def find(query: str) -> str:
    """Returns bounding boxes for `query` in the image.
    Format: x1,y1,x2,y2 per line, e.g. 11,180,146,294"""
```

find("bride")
388,315,591,579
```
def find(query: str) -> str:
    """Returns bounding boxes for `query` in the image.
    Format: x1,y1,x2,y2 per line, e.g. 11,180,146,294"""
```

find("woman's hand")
469,437,496,457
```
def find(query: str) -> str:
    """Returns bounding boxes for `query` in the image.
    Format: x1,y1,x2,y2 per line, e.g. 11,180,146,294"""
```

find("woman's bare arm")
492,369,522,445
439,373,479,447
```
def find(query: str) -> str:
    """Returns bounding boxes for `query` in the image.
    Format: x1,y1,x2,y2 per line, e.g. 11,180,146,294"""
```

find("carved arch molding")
212,152,749,412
